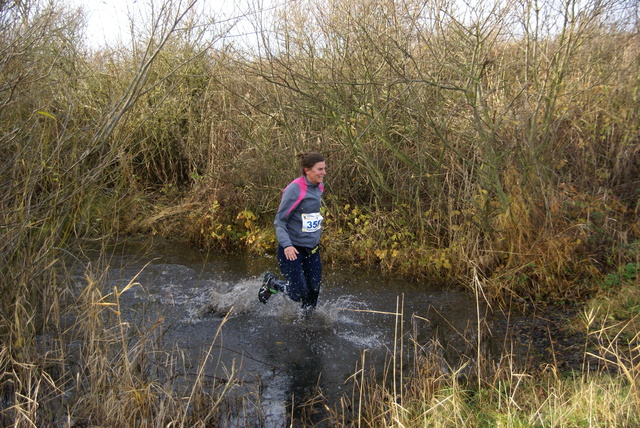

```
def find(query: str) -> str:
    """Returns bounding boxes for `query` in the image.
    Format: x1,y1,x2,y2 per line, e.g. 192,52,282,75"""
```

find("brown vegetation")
0,0,638,425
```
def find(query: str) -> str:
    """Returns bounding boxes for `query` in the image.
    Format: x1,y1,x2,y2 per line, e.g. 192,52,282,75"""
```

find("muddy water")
88,239,494,426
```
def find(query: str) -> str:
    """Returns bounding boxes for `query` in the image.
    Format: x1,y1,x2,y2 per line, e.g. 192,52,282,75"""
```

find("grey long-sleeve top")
274,176,324,249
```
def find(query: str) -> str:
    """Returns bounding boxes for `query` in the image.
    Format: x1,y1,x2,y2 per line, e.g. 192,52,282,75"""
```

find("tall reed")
327,271,640,427
1,0,639,424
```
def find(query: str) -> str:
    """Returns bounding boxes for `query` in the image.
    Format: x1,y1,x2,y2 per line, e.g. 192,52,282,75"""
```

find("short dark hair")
298,152,324,176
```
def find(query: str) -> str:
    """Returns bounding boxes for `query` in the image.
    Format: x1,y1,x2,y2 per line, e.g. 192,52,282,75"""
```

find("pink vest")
285,176,324,217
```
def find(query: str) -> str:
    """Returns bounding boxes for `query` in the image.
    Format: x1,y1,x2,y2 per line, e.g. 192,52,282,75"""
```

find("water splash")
195,277,373,325
197,277,261,318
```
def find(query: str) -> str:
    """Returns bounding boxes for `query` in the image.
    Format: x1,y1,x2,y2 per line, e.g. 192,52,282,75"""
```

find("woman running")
258,152,326,312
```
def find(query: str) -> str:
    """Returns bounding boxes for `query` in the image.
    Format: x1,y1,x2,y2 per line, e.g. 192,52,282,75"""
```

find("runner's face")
305,162,326,185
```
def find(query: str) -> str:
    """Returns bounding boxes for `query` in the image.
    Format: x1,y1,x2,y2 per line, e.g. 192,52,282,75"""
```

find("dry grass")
0,266,251,427
327,280,640,428
1,0,639,425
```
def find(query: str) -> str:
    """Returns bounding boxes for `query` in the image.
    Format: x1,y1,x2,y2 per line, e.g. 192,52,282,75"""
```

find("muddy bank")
489,303,636,375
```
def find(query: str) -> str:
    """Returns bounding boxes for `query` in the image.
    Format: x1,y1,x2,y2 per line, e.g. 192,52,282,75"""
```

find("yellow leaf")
37,110,56,120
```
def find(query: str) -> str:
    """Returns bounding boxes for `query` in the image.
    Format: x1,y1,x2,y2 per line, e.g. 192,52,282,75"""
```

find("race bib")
301,212,323,233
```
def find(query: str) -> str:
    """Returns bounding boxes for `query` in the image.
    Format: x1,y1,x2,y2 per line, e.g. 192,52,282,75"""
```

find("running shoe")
258,272,278,304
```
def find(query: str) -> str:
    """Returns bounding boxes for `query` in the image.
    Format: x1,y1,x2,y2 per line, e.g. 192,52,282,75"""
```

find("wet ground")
488,302,635,376
74,238,632,426
79,238,493,426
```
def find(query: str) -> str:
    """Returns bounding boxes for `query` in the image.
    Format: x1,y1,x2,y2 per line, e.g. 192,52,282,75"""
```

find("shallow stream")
80,238,503,426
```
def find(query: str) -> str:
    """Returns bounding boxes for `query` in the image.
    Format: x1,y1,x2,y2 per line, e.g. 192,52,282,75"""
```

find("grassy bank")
1,0,638,425
332,313,640,427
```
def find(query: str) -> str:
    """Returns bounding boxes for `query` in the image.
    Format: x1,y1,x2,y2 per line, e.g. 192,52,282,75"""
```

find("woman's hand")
284,246,299,261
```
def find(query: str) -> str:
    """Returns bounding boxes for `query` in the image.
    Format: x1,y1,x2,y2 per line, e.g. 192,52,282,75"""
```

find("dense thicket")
135,0,639,304
1,0,639,305
0,0,638,423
